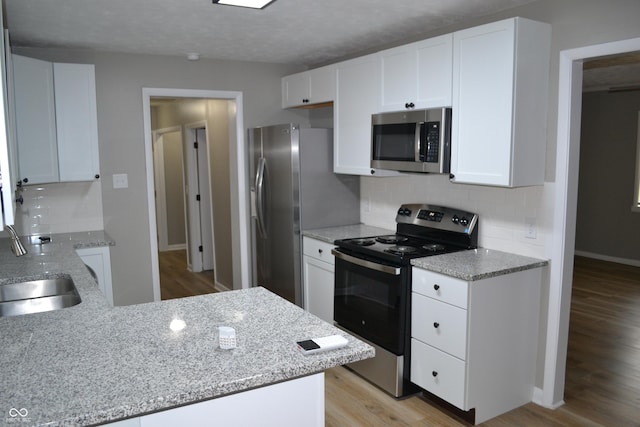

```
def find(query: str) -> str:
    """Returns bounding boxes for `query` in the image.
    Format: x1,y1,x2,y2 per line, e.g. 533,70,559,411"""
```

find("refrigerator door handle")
255,157,268,239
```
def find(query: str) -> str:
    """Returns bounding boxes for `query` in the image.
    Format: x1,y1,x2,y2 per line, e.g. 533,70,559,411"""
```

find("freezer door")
249,124,301,305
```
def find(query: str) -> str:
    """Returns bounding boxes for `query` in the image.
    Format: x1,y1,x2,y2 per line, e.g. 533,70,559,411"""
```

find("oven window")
372,123,416,161
334,257,408,355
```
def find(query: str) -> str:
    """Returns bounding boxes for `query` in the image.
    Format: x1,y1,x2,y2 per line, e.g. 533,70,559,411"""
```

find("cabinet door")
54,63,100,182
415,34,453,109
451,18,549,187
76,246,113,306
451,19,515,187
281,71,309,108
12,54,58,185
379,34,452,112
379,44,415,112
335,54,396,176
303,254,335,323
308,65,335,105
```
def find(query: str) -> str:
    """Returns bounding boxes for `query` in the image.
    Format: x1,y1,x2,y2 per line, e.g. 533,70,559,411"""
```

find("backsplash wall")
14,181,104,236
361,174,548,259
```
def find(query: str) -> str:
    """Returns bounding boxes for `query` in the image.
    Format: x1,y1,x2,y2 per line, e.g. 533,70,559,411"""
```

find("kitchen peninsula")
0,234,374,426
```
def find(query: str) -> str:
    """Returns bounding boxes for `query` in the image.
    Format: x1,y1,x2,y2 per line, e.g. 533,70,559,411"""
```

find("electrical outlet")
525,217,537,239
112,173,128,189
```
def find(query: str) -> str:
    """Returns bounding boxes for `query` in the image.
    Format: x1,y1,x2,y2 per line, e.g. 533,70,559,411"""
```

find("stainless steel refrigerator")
249,124,360,306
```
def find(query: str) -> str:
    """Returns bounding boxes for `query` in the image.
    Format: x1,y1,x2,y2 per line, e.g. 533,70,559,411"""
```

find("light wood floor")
158,249,217,300
325,256,640,426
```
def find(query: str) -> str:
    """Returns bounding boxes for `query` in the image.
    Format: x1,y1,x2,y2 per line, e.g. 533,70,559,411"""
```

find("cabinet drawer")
412,293,467,359
411,339,467,410
302,237,335,265
412,268,468,309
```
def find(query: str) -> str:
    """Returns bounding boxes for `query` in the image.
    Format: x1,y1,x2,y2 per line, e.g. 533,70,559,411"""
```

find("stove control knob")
451,215,460,224
397,207,412,216
460,217,469,226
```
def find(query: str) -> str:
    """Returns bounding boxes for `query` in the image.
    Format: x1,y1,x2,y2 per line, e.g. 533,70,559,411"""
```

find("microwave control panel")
422,122,440,163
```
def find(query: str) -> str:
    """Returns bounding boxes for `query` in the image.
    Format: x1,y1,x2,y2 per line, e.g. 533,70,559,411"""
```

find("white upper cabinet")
12,55,58,185
281,64,335,108
334,54,395,176
0,25,17,229
379,34,453,112
13,55,100,185
54,63,100,182
450,18,551,187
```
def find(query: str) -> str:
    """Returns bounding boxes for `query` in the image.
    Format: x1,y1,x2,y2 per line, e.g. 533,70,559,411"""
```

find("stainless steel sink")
0,276,81,317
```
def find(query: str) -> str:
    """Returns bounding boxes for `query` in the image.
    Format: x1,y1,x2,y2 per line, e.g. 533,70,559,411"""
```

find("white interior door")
196,128,215,271
185,123,215,274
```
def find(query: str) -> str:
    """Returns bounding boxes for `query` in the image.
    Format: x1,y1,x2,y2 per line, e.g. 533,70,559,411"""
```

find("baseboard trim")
532,387,564,409
215,282,231,293
574,250,640,267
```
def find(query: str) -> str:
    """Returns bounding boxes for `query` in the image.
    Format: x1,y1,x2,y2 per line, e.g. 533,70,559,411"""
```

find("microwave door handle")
331,249,401,276
415,122,424,162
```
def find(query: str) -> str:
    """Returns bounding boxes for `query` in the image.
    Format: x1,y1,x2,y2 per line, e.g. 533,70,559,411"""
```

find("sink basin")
0,277,81,317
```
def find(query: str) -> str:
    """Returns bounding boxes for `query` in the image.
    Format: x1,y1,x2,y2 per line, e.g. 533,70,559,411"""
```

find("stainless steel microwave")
371,107,452,173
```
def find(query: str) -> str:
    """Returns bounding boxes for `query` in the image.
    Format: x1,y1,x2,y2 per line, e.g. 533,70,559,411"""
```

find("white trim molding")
545,36,640,409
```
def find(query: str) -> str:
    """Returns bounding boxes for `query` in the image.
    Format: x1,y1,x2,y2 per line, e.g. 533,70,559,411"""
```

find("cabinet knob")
22,178,29,184
433,322,440,328
95,174,100,179
302,98,309,103
405,102,415,109
15,196,24,205
370,169,376,175
433,284,440,291
432,371,438,377
318,249,323,254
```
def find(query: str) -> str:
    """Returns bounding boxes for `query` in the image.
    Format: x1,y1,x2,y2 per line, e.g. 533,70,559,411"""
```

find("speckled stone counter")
0,234,373,426
303,224,395,244
411,248,548,281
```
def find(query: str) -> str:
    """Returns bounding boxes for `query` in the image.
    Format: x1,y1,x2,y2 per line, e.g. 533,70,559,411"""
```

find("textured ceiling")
4,0,537,66
4,0,638,90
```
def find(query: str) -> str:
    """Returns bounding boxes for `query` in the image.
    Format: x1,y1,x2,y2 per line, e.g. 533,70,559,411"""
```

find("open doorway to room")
544,37,640,412
152,120,216,300
143,88,249,303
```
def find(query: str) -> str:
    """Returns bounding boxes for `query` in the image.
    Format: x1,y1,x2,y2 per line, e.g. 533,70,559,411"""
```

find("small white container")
218,326,237,349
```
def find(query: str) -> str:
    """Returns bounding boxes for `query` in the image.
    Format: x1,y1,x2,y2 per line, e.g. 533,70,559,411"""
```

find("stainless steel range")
332,204,478,397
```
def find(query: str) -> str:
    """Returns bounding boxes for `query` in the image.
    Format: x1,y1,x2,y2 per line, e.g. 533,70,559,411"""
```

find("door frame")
543,36,640,408
152,125,183,252
142,88,248,302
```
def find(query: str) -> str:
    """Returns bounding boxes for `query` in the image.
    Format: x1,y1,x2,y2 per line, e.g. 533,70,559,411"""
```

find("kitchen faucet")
6,225,27,256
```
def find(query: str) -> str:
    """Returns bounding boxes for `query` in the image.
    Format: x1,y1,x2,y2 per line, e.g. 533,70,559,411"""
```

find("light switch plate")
112,173,128,189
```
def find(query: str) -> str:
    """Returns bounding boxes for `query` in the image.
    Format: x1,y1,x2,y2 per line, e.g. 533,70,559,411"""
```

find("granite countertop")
411,248,548,281
303,224,395,244
0,233,374,426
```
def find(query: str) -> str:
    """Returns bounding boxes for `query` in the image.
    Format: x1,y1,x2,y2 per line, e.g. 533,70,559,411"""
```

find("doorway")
142,88,250,303
544,36,640,408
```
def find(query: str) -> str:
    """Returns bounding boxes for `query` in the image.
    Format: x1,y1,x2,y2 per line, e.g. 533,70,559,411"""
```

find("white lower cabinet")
76,246,113,306
105,373,325,427
302,236,335,323
411,267,542,424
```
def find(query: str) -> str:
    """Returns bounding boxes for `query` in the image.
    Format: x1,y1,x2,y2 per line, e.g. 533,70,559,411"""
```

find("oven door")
332,249,409,355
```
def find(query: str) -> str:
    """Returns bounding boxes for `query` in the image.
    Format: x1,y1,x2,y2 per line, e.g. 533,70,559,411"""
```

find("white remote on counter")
296,335,348,355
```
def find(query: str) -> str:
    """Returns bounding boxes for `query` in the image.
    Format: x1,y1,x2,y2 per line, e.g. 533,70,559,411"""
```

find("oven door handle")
331,249,401,276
